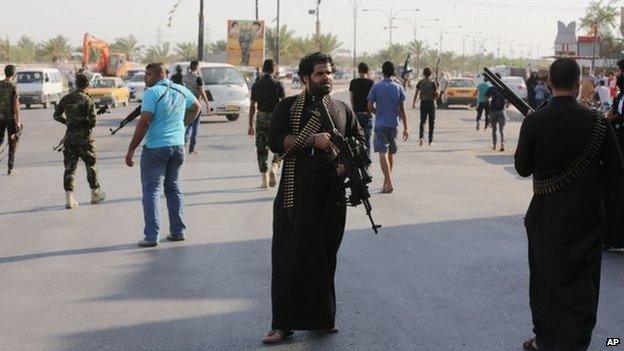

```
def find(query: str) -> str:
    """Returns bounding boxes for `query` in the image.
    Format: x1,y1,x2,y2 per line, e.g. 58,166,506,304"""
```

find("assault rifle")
110,105,141,135
0,124,23,162
329,129,382,234
483,67,533,116
401,53,413,89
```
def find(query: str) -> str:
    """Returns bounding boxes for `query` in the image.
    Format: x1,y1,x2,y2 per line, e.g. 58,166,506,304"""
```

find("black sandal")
262,329,293,344
523,337,538,350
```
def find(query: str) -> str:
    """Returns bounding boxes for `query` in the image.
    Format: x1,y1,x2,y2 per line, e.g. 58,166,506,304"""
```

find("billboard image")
227,19,265,67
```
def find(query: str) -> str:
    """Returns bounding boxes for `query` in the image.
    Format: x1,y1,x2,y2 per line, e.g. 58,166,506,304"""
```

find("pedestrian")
475,77,491,131
264,52,365,344
348,62,375,157
534,77,550,107
247,59,284,188
0,64,21,175
485,73,507,152
53,73,106,209
125,63,201,248
437,72,448,108
526,72,538,109
412,67,437,146
182,60,210,154
171,65,184,85
515,58,624,351
603,59,624,250
595,80,612,113
607,71,617,98
368,61,409,193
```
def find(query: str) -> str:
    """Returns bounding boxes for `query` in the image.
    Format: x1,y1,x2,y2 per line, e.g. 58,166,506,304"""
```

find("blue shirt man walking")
125,63,201,247
367,61,409,193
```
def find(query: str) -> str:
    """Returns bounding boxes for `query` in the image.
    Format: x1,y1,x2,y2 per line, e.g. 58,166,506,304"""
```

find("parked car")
16,68,64,109
444,78,477,108
501,76,528,101
198,62,250,121
123,68,145,82
83,71,103,85
126,73,146,101
87,77,130,108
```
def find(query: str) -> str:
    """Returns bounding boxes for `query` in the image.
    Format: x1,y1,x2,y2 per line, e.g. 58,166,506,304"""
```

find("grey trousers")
490,110,506,146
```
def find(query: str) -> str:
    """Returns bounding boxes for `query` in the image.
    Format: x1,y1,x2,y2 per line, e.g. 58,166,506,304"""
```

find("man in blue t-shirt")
125,63,201,247
367,61,409,193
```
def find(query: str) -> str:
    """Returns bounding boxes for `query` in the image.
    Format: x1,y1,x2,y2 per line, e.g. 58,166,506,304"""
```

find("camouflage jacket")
53,91,97,144
0,80,17,120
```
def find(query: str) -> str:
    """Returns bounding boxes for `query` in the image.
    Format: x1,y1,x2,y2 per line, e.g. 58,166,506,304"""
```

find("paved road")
1,88,622,351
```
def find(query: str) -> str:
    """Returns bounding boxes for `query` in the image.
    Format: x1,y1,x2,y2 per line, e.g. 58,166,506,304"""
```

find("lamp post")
362,7,419,45
198,0,205,61
393,17,439,42
462,31,482,56
309,0,322,49
276,0,280,64
348,0,364,79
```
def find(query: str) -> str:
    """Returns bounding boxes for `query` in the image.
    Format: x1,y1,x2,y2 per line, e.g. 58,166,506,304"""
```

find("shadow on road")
50,217,623,350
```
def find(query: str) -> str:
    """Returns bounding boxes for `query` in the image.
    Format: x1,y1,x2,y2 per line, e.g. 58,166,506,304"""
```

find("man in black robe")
515,58,624,351
263,52,365,344
603,60,624,249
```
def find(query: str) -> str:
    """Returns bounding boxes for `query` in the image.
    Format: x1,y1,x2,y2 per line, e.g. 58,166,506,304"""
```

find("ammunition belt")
533,115,606,195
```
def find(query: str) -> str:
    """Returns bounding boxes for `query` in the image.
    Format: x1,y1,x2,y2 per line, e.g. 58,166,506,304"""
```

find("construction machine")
82,33,133,77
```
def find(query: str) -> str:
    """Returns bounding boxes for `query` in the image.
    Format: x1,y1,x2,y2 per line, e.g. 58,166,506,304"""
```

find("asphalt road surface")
1,87,622,351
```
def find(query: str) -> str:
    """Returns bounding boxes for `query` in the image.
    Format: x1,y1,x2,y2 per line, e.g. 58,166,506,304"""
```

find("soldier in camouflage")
53,74,106,209
0,64,22,175
247,59,284,188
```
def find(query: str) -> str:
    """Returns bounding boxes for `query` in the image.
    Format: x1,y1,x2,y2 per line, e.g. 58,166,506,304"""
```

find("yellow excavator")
82,33,133,77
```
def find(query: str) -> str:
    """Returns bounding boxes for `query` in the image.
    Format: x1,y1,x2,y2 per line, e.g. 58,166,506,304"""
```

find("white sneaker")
66,191,78,209
91,189,106,204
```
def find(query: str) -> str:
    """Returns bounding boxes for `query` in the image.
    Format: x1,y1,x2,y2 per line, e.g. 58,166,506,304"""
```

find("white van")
168,62,250,122
17,68,64,109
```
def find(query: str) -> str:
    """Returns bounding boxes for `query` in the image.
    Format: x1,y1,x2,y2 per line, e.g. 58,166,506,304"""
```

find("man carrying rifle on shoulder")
485,73,508,152
0,65,22,175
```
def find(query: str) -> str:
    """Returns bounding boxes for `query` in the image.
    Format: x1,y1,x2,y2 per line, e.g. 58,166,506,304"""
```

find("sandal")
523,337,539,350
262,329,293,344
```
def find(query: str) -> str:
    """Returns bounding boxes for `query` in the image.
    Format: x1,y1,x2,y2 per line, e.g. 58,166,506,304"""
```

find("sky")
1,0,614,59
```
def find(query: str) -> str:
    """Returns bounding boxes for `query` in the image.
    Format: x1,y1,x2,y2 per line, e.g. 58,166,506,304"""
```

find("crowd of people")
1,52,624,350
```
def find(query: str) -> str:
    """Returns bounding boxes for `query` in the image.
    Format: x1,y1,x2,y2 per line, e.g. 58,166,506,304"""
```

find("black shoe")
166,235,186,242
137,239,158,248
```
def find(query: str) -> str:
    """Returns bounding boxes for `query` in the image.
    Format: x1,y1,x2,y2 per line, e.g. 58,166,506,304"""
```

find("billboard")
227,20,265,67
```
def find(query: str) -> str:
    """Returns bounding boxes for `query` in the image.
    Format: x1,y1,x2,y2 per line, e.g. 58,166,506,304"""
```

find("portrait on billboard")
227,19,265,67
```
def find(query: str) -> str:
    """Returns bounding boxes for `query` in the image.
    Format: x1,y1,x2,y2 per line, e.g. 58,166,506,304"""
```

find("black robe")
268,93,364,331
604,92,624,248
515,96,624,350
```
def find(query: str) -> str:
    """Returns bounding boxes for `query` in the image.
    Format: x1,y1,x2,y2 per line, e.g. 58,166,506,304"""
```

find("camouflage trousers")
255,111,281,173
63,141,100,191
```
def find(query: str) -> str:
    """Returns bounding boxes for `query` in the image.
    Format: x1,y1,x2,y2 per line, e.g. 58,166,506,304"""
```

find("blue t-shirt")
477,82,491,103
141,79,197,148
367,78,406,128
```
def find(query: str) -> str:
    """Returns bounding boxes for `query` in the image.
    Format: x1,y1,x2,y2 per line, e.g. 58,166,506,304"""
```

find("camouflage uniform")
0,80,19,171
255,111,280,173
53,91,100,191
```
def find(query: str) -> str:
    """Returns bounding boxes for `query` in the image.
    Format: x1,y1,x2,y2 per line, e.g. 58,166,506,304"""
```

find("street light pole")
276,0,280,64
255,0,259,20
349,0,364,79
363,8,418,46
198,0,204,61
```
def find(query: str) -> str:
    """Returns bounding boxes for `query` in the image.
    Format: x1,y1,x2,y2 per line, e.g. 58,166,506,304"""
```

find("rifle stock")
483,67,533,117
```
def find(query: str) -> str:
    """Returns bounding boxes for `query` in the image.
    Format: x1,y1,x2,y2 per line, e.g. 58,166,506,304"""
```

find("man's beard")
308,80,332,97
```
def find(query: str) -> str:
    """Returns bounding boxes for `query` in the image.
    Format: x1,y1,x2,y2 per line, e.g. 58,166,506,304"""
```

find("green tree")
406,39,428,64
580,0,619,37
38,35,72,62
143,43,173,63
12,36,37,63
175,42,198,60
0,36,10,61
314,33,342,56
211,40,227,53
375,44,408,65
110,35,142,61
265,25,295,62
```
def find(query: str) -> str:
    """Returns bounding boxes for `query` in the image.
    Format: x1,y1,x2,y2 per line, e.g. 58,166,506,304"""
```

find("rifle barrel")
483,67,533,117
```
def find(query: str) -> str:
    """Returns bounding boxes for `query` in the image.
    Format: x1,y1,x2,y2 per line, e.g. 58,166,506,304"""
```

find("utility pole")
316,0,321,38
276,0,280,64
349,0,364,79
591,18,599,75
255,0,259,20
198,0,205,61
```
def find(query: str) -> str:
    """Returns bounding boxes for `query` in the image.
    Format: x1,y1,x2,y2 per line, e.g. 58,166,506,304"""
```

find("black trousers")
476,101,490,126
0,119,17,171
419,100,436,143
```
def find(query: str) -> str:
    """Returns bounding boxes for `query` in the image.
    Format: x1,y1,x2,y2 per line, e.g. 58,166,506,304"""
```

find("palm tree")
38,35,72,62
375,44,408,65
406,40,428,64
110,35,142,61
211,40,227,53
0,36,10,61
265,25,295,61
175,42,198,60
580,0,619,37
143,43,173,63
289,36,316,61
315,33,342,55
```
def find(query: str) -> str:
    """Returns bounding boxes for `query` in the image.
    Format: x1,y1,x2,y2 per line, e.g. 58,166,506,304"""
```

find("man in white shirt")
595,80,612,112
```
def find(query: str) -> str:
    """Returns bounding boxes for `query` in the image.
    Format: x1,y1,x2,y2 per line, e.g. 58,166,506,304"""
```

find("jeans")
185,117,200,152
140,146,186,242
419,100,436,143
490,110,506,146
356,112,373,157
476,101,490,126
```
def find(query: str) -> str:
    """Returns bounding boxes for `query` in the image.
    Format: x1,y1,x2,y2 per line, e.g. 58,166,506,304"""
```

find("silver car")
501,76,528,101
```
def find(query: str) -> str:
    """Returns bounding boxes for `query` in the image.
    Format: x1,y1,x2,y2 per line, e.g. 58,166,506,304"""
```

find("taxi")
444,78,477,108
88,77,130,108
